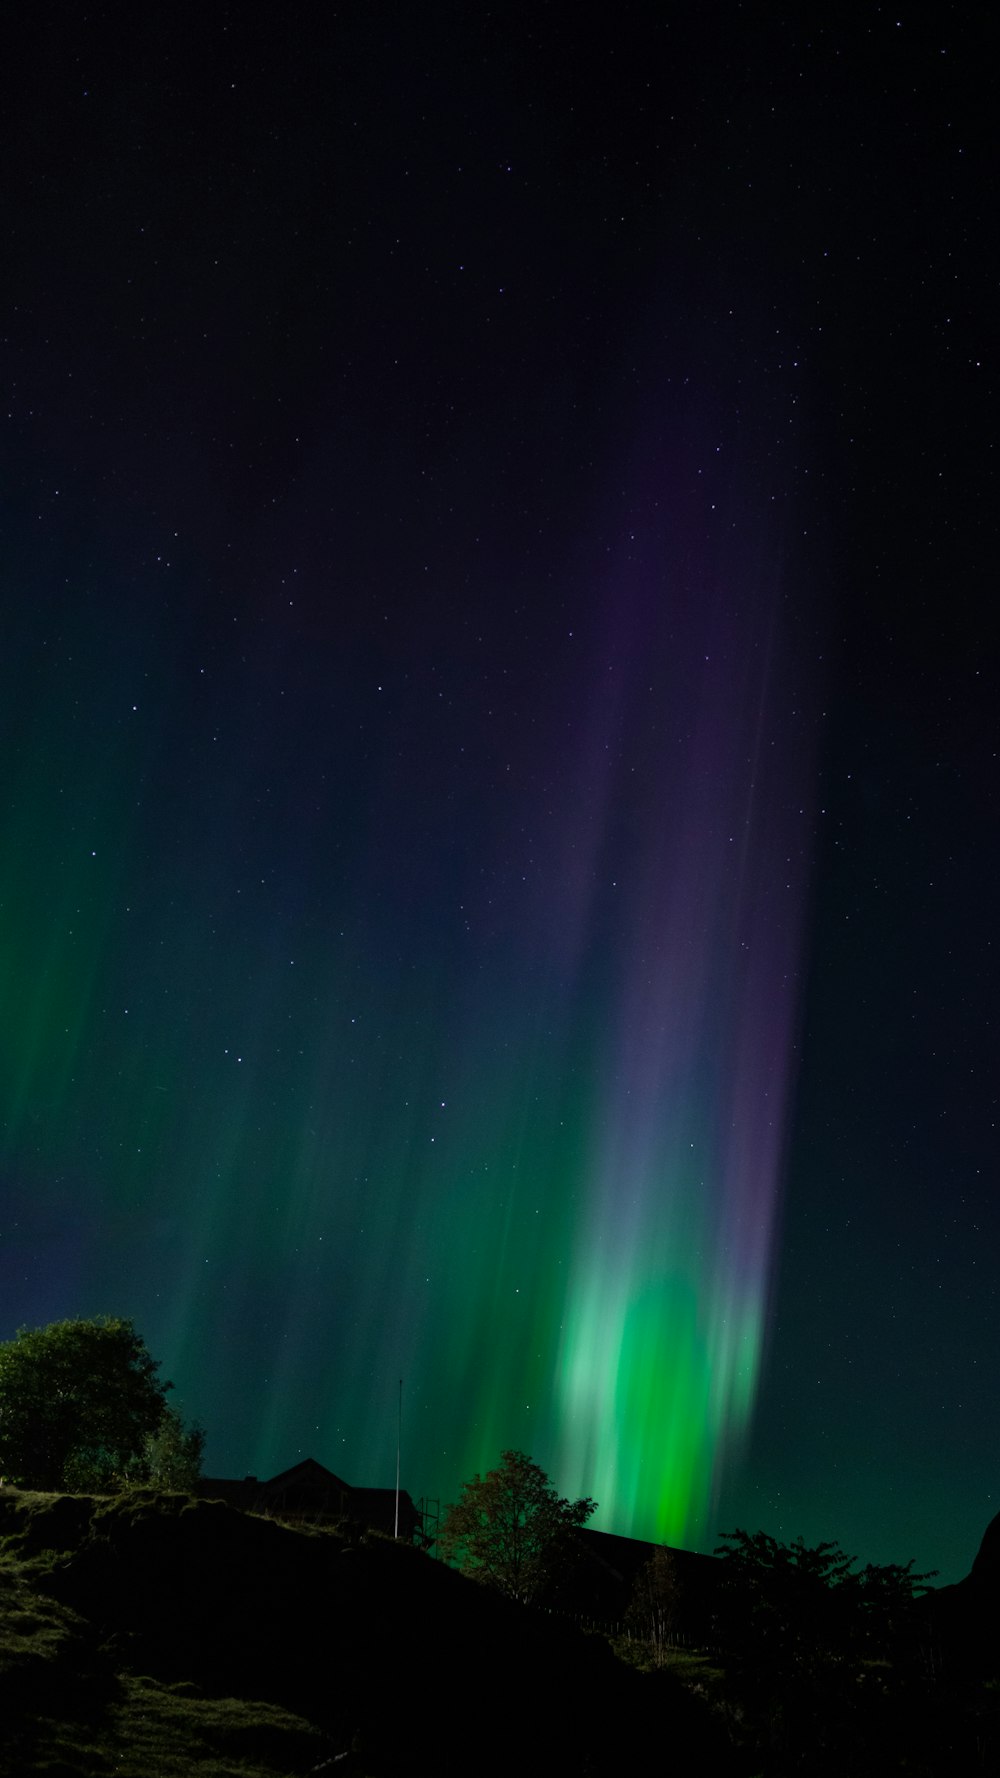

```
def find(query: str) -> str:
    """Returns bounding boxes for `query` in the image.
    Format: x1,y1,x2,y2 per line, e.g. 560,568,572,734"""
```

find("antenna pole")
394,1377,402,1538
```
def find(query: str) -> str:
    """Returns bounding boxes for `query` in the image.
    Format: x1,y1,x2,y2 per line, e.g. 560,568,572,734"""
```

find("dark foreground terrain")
2,1488,998,1777
0,1487,720,1777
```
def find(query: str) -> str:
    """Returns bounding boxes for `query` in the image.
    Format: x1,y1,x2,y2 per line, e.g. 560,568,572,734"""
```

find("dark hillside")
0,1488,725,1776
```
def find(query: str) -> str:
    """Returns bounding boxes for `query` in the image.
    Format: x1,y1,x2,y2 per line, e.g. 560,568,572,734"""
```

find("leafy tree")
848,1556,936,1655
625,1545,681,1663
438,1449,596,1603
714,1527,935,1669
0,1317,172,1490
712,1520,938,1773
714,1528,858,1670
138,1404,206,1490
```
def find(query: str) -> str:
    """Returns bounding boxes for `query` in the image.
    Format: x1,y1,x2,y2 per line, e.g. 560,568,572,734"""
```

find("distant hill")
924,1508,1000,1677
969,1510,1000,1583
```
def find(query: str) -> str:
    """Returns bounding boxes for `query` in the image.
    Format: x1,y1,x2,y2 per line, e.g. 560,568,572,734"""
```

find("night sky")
1,7,995,1584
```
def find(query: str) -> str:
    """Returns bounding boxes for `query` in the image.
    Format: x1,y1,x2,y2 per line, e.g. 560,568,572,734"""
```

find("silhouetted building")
198,1456,421,1541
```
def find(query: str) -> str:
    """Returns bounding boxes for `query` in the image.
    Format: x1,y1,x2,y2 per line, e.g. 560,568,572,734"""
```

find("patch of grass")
5,1677,329,1778
0,1488,99,1560
0,1561,100,1693
103,1677,330,1777
611,1635,722,1680
0,1553,331,1778
0,1557,119,1775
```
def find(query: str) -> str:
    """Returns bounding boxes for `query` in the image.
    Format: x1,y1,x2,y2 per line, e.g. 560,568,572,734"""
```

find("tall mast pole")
394,1377,402,1538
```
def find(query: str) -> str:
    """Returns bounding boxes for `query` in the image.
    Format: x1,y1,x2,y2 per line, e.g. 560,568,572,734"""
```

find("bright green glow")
0,561,804,1556
559,1258,765,1545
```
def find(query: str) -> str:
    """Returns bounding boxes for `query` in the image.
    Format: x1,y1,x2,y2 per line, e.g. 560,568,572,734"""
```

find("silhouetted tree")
625,1545,681,1663
714,1528,935,1669
848,1556,936,1656
138,1404,206,1489
439,1450,596,1603
712,1527,938,1771
0,1317,171,1490
714,1528,856,1671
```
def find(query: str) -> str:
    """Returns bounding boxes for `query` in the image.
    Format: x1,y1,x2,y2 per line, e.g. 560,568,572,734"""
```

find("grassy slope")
0,1489,723,1777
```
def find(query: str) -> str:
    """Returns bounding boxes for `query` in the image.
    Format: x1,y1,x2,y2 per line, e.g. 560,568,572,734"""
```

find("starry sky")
1,6,995,1583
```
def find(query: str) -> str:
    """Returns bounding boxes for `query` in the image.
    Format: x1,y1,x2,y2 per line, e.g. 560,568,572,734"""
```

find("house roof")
260,1457,351,1493
198,1459,419,1530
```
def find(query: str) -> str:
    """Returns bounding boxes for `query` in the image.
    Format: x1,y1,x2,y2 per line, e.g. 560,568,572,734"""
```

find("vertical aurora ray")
550,466,815,1546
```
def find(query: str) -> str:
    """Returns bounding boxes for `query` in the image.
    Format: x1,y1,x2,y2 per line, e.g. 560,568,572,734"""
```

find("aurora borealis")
2,412,812,1550
547,485,814,1543
2,8,996,1583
